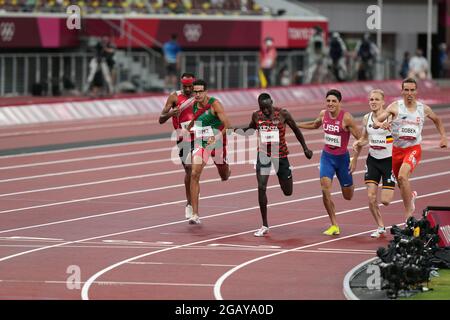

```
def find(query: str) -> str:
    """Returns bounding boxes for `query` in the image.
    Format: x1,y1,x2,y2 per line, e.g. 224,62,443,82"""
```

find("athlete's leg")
257,169,270,228
182,163,192,205
190,152,207,220
321,177,337,226
367,183,384,228
277,157,293,196
215,163,231,181
397,163,414,220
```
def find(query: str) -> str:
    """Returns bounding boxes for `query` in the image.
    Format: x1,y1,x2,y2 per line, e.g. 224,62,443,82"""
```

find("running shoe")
370,227,386,238
323,225,340,236
185,204,193,219
188,215,201,225
254,226,269,237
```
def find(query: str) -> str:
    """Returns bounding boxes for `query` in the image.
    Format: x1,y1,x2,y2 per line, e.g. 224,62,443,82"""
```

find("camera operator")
86,37,115,96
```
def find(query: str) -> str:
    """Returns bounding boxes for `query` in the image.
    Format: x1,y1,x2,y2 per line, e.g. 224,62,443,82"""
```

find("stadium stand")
0,0,267,15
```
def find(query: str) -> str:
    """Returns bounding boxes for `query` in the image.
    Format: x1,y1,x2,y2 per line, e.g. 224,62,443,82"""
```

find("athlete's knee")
282,188,293,196
191,169,202,181
368,192,377,206
396,174,408,186
381,200,390,206
343,193,353,201
258,183,267,192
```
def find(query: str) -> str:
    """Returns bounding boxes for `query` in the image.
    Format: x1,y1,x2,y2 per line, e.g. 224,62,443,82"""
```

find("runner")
234,93,313,236
159,72,196,219
186,79,231,225
352,89,395,238
374,78,447,220
298,89,361,236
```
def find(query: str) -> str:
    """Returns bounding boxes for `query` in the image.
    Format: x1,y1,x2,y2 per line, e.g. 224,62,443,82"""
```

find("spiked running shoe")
188,215,201,225
323,225,340,236
370,227,386,238
254,226,269,237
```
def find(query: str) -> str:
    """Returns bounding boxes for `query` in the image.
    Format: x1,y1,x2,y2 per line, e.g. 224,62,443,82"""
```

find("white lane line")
317,248,376,253
0,279,214,287
2,108,449,161
1,153,448,217
0,163,448,236
0,236,63,241
1,120,448,181
127,261,238,267
207,244,281,249
78,188,450,300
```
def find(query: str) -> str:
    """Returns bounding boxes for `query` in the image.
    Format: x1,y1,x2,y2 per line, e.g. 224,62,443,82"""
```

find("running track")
0,105,449,300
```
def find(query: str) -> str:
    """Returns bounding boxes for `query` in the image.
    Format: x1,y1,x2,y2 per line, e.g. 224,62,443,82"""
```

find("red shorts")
192,146,228,165
392,144,422,178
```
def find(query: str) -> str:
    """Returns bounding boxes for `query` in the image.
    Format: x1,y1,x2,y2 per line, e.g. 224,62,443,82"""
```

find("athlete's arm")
283,109,313,159
212,100,231,136
233,112,258,136
352,113,369,152
344,112,362,173
297,110,324,129
375,102,397,127
424,104,448,148
159,92,178,124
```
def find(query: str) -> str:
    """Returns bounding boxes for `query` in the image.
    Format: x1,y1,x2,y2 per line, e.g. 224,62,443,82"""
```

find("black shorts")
256,152,292,180
364,154,395,189
177,139,194,166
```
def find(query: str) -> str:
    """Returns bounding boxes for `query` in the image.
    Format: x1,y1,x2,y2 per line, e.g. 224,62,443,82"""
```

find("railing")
0,51,151,96
180,50,308,90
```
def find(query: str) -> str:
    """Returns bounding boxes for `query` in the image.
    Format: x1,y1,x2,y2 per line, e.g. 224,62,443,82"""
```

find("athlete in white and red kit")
159,73,196,219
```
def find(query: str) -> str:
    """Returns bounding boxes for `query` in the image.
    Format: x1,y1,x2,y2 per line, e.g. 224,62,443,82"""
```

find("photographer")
86,37,115,96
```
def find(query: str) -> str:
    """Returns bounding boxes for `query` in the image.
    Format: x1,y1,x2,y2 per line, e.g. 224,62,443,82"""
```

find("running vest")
192,97,224,148
171,90,195,131
366,112,393,159
323,109,350,155
256,107,289,158
391,99,424,148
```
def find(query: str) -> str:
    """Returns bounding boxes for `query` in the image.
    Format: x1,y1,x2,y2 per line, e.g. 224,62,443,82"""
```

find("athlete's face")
369,92,384,112
259,98,273,117
402,82,417,105
193,85,206,102
326,95,340,115
181,77,194,96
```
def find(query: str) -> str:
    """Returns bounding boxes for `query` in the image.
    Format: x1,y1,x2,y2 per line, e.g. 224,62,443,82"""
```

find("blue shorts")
320,150,353,188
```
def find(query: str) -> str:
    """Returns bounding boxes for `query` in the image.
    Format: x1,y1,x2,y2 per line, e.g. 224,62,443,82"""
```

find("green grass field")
402,269,450,300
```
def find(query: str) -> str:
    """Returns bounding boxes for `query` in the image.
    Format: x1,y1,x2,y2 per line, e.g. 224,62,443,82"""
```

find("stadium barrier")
0,79,446,127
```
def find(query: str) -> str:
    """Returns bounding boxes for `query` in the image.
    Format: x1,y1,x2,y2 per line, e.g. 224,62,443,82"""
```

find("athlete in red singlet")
234,93,313,237
159,72,196,219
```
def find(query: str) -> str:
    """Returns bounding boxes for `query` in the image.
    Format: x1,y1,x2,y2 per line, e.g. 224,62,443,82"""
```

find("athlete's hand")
352,140,360,153
381,121,391,131
170,107,180,117
207,135,216,146
304,148,313,159
440,136,448,148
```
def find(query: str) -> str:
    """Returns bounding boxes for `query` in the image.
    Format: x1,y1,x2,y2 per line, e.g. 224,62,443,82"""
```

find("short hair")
326,89,342,102
193,79,207,90
181,72,195,79
258,93,272,104
369,89,384,99
402,77,417,89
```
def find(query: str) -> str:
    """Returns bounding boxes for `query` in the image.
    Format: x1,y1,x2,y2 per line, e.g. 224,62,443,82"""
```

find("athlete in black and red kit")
234,93,313,236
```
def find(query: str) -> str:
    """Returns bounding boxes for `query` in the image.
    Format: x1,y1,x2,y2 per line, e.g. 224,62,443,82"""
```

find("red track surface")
0,103,449,300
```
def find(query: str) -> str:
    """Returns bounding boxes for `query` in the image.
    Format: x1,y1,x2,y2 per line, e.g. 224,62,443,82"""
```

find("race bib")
369,135,387,148
399,124,418,140
260,129,279,143
194,126,214,138
324,133,341,148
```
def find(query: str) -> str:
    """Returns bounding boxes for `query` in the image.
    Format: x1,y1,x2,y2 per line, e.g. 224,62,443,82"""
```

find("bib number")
194,126,214,138
399,125,418,140
324,133,341,148
260,130,279,143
